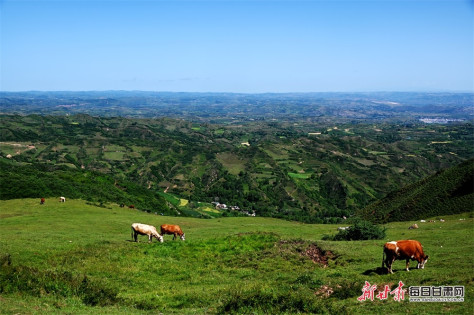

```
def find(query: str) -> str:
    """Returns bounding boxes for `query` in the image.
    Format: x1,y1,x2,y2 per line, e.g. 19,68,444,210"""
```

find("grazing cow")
60,197,66,202
40,198,45,205
131,223,163,243
129,205,135,209
382,240,429,274
161,224,185,241
408,224,419,229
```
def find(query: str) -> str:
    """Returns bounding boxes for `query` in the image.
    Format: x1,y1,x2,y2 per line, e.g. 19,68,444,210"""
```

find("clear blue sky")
1,0,473,93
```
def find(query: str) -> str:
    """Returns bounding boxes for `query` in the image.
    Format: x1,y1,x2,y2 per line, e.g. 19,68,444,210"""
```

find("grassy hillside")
1,199,472,314
0,158,172,215
1,114,473,223
358,159,474,223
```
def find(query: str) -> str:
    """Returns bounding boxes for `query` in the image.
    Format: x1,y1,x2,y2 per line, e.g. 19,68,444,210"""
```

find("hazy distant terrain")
1,91,472,123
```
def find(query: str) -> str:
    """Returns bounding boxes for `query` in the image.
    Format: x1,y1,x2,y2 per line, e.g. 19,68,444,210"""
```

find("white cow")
131,223,163,243
60,197,66,202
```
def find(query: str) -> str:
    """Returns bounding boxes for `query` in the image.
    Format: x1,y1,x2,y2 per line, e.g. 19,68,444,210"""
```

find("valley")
1,112,472,222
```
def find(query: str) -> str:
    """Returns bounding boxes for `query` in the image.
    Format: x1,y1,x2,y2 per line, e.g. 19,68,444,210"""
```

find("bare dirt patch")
302,243,335,267
315,284,341,298
277,240,336,267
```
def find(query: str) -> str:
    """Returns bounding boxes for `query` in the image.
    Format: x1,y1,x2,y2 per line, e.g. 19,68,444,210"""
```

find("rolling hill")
358,159,474,223
1,114,473,223
0,158,172,215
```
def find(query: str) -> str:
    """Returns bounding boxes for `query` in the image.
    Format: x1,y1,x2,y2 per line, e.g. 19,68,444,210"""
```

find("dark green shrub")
323,219,386,241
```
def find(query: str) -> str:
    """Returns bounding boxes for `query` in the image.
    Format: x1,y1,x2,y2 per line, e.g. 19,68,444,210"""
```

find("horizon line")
1,90,473,94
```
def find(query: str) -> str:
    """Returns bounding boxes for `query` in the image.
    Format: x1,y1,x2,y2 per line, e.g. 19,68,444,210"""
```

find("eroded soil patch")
277,240,336,267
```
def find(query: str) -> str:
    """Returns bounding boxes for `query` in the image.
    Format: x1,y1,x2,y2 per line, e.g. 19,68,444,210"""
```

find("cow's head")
155,233,164,243
180,233,185,241
419,255,429,269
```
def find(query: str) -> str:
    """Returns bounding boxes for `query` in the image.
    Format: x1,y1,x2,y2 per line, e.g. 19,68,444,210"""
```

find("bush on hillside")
323,219,386,241
0,262,119,306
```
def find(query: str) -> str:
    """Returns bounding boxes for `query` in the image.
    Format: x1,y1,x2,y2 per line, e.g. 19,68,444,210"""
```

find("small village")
211,202,256,216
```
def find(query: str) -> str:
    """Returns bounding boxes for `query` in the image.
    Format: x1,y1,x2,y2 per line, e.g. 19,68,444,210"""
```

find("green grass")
157,191,181,207
216,152,246,175
103,151,126,161
0,199,473,314
288,172,312,179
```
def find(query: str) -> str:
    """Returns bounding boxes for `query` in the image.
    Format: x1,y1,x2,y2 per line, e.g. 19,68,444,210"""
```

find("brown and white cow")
383,240,428,274
160,224,185,241
131,223,163,243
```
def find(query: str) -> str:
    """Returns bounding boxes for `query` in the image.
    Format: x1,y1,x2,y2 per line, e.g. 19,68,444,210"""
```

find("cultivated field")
0,199,472,314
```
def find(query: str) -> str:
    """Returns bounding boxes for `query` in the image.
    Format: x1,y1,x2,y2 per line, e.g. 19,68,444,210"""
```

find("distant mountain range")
1,91,473,122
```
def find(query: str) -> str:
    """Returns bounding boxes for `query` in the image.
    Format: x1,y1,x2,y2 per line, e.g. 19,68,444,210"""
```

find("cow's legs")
383,253,391,273
133,231,138,242
385,255,396,273
173,233,176,240
387,262,393,274
406,259,410,271
148,234,152,242
389,256,396,274
383,257,389,272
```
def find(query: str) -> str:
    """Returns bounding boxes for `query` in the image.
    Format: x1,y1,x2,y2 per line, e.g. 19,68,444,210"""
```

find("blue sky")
1,0,473,92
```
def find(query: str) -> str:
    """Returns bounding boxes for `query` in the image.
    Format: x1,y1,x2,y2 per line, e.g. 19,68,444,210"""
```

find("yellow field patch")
202,206,219,213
